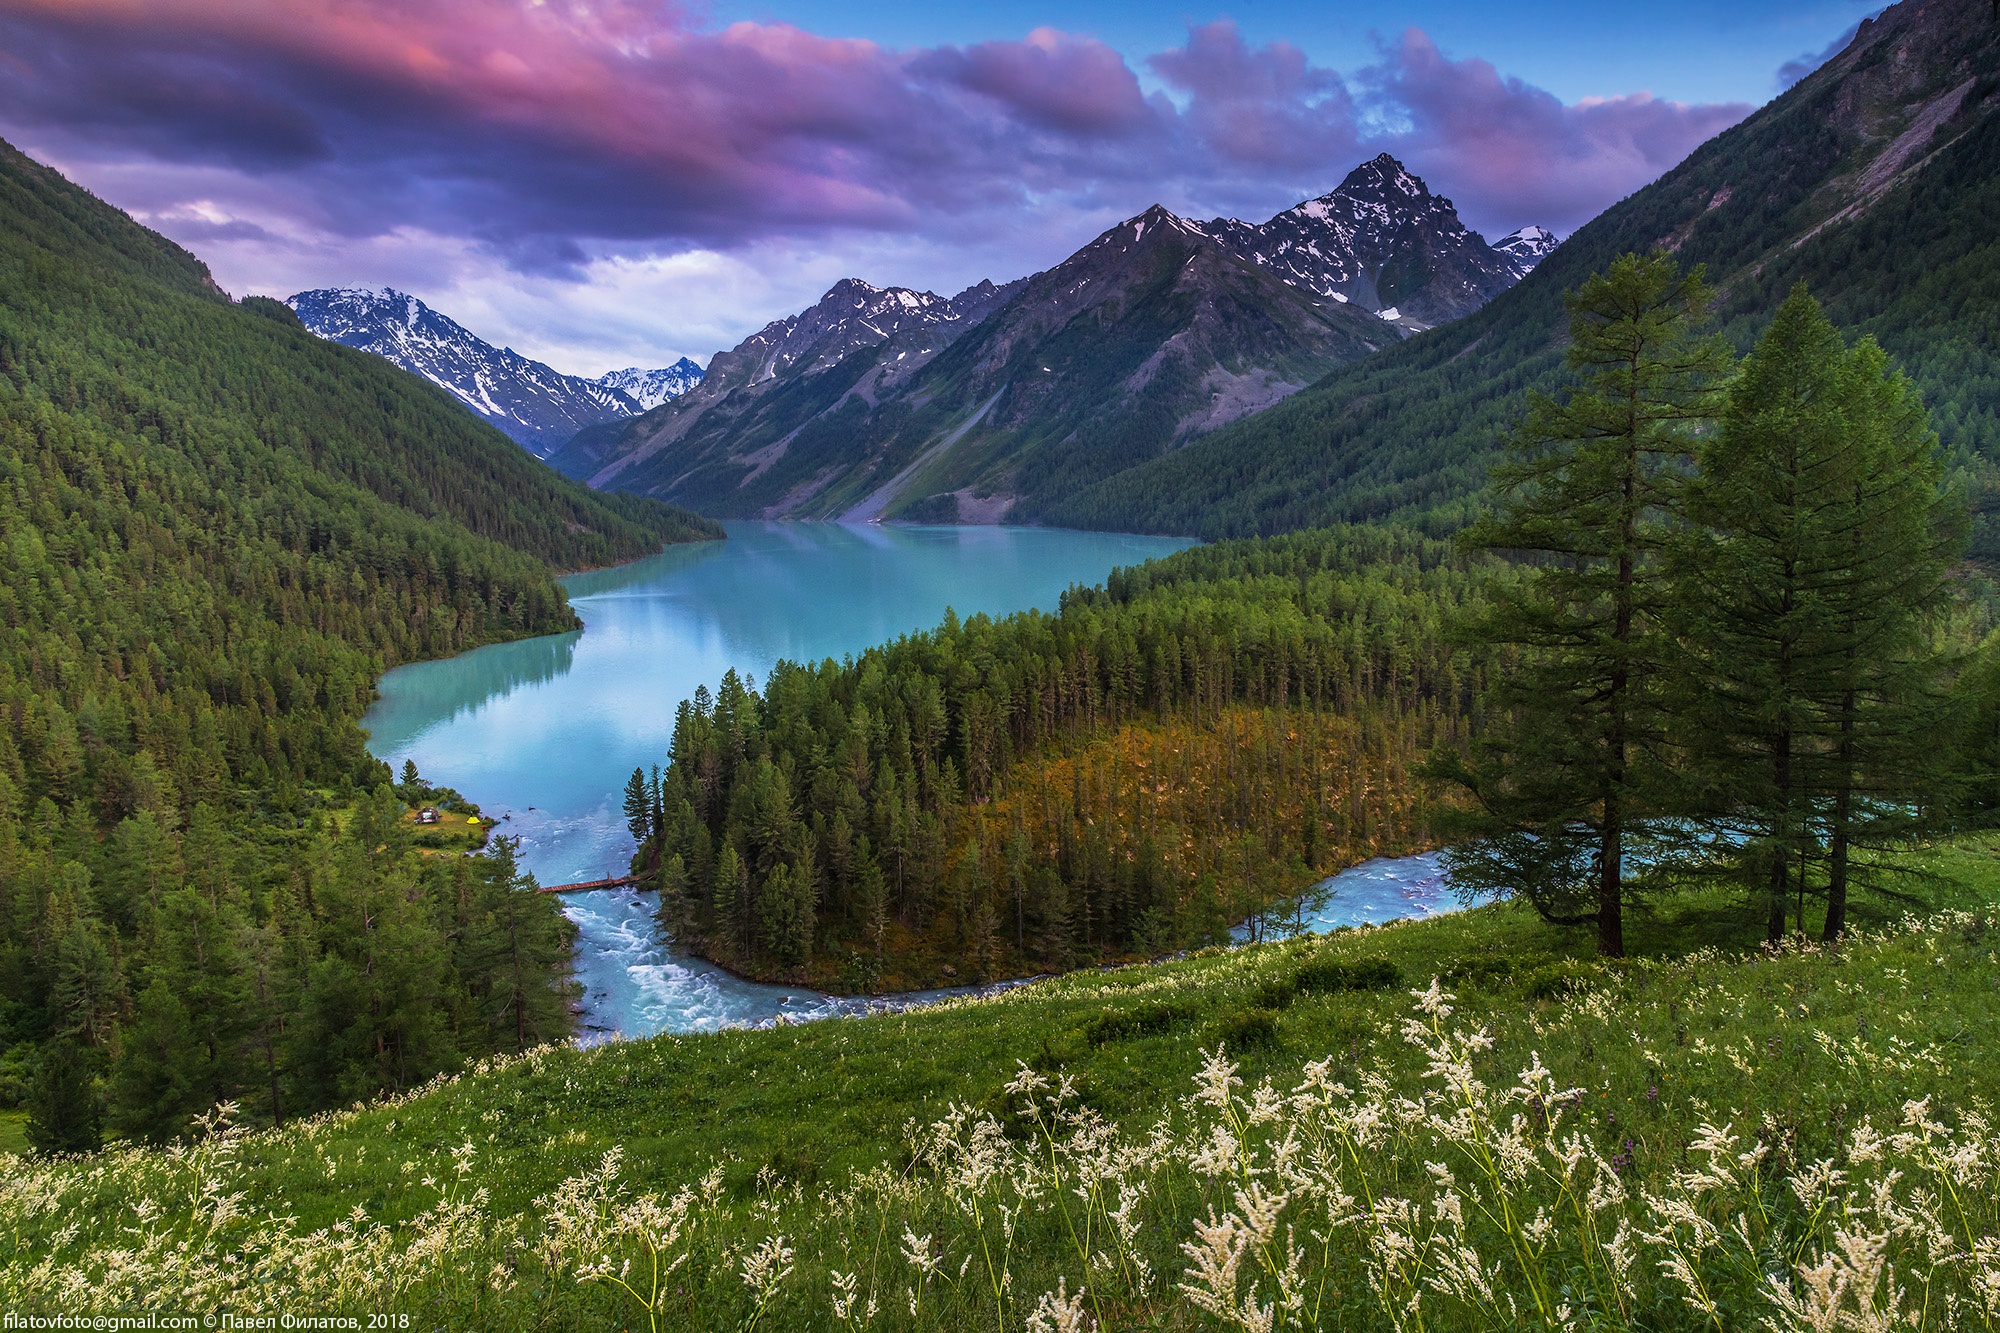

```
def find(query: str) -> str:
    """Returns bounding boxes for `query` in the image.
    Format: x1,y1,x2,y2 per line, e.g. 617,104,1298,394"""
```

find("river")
363,521,1463,1041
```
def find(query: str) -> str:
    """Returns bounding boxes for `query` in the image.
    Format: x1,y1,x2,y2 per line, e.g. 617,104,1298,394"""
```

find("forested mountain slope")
0,139,718,1137
1043,0,2000,551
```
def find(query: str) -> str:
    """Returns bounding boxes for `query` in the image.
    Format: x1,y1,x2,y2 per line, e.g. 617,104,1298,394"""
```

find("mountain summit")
1038,0,2000,543
286,288,700,456
550,158,1549,521
1193,154,1548,327
596,360,704,411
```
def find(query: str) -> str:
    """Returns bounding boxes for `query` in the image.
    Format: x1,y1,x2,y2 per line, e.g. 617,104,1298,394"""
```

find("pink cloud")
917,28,1152,137
1148,21,1358,171
0,0,1753,277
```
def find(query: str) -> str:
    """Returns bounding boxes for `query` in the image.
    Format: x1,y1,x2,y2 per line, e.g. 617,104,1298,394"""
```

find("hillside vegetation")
3,836,1997,1329
0,139,719,1140
630,527,1492,989
1046,0,2000,553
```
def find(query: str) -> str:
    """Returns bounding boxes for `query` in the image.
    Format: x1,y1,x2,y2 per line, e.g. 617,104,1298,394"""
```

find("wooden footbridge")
538,874,640,894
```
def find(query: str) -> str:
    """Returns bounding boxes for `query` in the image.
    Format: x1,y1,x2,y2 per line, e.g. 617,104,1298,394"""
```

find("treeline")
628,527,1495,987
0,139,712,1148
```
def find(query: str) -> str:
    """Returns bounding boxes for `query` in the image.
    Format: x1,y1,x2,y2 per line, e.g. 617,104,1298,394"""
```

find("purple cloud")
0,0,1753,283
1356,30,1752,235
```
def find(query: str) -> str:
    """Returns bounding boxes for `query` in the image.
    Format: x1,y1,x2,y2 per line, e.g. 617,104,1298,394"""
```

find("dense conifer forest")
632,257,1995,1001
0,140,720,1144
630,527,1492,988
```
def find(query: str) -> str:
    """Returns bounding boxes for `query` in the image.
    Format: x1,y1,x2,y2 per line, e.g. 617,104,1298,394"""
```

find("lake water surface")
363,521,1465,1041
364,522,1194,1036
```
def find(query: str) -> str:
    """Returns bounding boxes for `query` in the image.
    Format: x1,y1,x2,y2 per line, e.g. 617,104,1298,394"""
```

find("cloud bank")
0,0,1752,367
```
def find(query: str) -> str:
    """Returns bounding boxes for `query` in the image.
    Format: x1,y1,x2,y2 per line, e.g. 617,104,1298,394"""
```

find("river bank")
564,848,1464,1041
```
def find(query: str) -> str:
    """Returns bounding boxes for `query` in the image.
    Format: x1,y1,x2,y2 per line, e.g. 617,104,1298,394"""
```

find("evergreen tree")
653,853,692,943
852,847,888,957
49,893,121,1050
146,887,252,1111
108,981,203,1143
622,767,652,844
25,1039,101,1156
1670,286,1962,940
712,844,746,953
467,838,576,1053
757,864,800,967
1442,254,1732,956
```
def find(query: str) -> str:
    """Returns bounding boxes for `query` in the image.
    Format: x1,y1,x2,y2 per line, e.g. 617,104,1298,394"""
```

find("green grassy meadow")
6,836,2000,1329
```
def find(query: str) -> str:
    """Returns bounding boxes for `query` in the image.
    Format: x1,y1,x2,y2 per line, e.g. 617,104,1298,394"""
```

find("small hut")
416,806,440,825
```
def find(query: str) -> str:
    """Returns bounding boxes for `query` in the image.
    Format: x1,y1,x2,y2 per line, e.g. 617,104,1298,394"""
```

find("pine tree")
622,767,652,844
712,844,746,954
852,844,888,957
467,837,576,1052
26,1039,101,1155
653,853,691,943
1671,286,1962,940
1442,254,1732,956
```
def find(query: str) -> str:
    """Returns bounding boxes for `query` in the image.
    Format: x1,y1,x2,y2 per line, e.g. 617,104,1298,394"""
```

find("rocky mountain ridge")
596,359,704,411
1034,0,2000,544
550,158,1551,521
286,287,700,456
1190,154,1539,328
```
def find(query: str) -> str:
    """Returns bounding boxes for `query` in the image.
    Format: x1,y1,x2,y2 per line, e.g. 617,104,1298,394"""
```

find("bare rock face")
1193,154,1546,328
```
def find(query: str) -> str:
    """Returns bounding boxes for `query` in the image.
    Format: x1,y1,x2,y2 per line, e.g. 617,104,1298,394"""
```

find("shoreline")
563,843,1455,1039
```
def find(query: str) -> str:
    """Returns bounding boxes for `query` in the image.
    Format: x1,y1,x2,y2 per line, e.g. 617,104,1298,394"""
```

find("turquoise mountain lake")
363,521,1467,1040
363,521,1195,1037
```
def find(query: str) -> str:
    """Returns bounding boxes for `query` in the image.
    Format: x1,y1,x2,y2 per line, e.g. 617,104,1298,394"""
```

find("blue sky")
712,0,1879,105
0,0,1882,373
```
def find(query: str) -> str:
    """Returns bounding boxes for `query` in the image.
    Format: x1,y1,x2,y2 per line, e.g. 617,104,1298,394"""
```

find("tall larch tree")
1671,286,1962,940
1442,253,1733,957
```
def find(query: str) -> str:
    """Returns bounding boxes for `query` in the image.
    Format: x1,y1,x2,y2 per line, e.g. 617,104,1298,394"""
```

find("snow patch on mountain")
1494,226,1561,277
596,359,704,411
1188,154,1552,326
286,287,688,457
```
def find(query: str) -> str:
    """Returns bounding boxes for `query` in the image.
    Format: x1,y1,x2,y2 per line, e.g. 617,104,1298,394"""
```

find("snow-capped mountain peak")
1188,156,1545,326
286,287,697,456
595,359,705,411
1493,225,1561,277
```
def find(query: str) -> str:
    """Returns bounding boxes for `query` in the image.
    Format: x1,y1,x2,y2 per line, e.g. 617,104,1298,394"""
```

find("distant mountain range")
285,288,702,456
549,156,1553,521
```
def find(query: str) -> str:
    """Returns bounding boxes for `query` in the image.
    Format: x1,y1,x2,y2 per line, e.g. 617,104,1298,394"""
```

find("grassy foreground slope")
5,836,1997,1329
1044,0,2000,553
